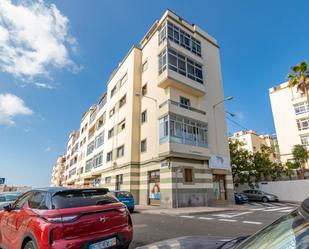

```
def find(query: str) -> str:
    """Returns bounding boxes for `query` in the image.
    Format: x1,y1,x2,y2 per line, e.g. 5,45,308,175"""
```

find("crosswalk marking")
180,215,195,219
279,209,294,213
198,217,214,220
242,221,262,225
264,207,292,212
218,219,237,222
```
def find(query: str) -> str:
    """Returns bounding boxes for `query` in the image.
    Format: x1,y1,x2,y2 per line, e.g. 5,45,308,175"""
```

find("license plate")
89,237,117,249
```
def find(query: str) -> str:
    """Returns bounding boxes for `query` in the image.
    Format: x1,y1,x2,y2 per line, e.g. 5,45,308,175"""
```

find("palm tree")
288,61,309,104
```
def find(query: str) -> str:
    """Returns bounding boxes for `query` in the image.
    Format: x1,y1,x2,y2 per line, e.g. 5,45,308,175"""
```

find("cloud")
235,111,245,120
34,82,54,89
0,0,80,83
0,93,33,126
44,146,52,152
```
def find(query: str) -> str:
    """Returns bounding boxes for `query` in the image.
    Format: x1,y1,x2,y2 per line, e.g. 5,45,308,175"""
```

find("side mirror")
3,204,12,212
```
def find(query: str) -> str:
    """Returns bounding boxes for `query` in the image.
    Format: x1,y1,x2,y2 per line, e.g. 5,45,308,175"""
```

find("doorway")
148,170,160,206
213,174,227,201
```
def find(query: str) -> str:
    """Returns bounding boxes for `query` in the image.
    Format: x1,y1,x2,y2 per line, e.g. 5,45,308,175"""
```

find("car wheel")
262,197,268,203
24,241,37,249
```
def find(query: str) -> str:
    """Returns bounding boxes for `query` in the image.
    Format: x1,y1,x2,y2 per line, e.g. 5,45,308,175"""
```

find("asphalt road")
129,202,299,248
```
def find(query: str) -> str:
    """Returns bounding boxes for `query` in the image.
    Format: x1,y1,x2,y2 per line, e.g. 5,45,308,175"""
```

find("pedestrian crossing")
245,202,298,213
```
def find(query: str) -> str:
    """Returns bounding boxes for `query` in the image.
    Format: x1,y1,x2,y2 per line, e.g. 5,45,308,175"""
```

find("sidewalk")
135,204,249,216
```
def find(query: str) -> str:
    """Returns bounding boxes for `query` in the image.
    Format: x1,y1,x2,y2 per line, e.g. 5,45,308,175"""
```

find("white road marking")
134,224,148,228
264,207,292,212
248,208,266,211
198,217,214,220
218,219,237,222
180,215,195,219
213,211,253,218
279,209,294,213
242,221,263,225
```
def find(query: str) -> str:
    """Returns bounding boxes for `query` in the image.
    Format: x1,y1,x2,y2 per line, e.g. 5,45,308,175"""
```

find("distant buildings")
269,82,309,164
230,130,279,162
52,10,234,207
0,185,31,193
50,155,66,187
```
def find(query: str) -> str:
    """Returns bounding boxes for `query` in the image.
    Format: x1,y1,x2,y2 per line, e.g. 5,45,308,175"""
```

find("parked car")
234,192,249,204
242,189,278,202
0,187,133,249
137,197,309,248
110,190,135,213
0,192,22,210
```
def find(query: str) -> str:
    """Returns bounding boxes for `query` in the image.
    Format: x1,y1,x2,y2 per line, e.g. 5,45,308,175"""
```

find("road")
129,202,299,248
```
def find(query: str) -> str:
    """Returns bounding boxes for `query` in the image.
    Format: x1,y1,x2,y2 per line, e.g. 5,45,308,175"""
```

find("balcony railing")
159,100,206,115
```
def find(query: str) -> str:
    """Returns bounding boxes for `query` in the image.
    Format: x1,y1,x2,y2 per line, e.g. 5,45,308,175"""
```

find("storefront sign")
0,178,5,185
209,155,231,170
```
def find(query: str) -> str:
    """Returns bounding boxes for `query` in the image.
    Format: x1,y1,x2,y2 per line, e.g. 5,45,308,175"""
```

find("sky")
0,0,308,187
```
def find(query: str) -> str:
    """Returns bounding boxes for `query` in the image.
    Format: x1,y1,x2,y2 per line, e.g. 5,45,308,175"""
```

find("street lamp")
226,111,236,117
212,96,234,152
135,93,158,103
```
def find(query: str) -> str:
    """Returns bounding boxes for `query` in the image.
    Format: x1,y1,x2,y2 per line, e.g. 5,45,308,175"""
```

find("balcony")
158,68,206,97
159,100,207,122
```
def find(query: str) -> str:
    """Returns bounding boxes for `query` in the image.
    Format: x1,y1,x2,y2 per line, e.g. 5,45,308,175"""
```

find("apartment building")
58,10,233,207
50,155,66,187
230,130,278,162
269,81,309,167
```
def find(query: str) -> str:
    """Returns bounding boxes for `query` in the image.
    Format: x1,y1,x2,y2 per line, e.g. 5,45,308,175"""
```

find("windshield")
236,211,309,249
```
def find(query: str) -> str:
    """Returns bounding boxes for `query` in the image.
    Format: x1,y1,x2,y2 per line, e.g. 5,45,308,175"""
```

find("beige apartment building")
56,10,234,207
269,81,309,167
230,130,278,162
51,155,66,187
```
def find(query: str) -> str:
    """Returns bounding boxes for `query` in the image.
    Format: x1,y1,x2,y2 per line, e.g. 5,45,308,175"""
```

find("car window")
12,192,32,210
117,191,133,198
236,211,309,249
28,192,49,210
52,188,118,209
6,194,20,201
0,196,6,202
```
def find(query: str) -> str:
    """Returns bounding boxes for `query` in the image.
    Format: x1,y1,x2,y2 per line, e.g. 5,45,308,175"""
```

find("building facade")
56,10,233,207
269,81,309,167
230,130,278,162
51,155,66,187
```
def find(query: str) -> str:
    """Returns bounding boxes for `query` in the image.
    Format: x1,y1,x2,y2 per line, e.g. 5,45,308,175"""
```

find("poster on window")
209,155,231,170
149,182,160,200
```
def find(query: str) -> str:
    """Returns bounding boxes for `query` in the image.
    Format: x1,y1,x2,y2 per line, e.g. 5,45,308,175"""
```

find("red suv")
0,187,133,249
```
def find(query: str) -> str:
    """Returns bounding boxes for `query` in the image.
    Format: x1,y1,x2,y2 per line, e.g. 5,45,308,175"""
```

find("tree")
288,61,309,105
292,144,308,179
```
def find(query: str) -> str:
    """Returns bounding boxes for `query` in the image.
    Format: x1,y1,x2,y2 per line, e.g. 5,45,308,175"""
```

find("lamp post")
212,96,234,153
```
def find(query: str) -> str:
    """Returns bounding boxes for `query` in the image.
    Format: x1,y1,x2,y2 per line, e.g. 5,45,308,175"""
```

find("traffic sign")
0,178,5,185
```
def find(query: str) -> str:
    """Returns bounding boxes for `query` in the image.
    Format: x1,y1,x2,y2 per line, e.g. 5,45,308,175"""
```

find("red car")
0,187,133,249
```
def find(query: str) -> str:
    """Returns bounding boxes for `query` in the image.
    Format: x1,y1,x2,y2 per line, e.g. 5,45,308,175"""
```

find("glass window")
117,145,124,158
141,139,147,153
158,48,167,75
105,176,111,184
120,73,128,87
118,119,126,131
180,96,191,108
142,60,148,72
86,141,95,155
297,118,309,131
93,152,103,168
142,84,148,96
119,94,126,108
110,85,117,98
158,23,167,44
109,107,115,118
28,192,49,210
108,128,114,139
85,159,93,172
95,132,104,148
301,135,309,146
12,192,32,210
141,110,147,123
294,102,309,115
106,151,113,162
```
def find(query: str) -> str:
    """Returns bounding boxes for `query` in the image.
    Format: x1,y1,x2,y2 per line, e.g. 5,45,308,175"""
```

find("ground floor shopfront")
68,157,234,208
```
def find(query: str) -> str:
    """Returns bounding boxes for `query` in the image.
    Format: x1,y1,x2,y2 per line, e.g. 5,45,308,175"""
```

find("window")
111,85,117,98
93,152,103,168
69,168,76,178
106,151,113,162
142,84,148,96
119,94,126,108
86,141,95,155
160,21,202,56
180,96,191,108
301,134,309,146
141,139,147,153
28,192,48,210
108,128,114,139
160,114,208,148
109,107,115,118
105,176,111,184
85,159,93,172
12,192,32,210
294,102,309,115
95,132,104,148
158,47,203,84
116,174,123,190
96,113,105,130
184,168,193,183
141,110,147,123
120,73,128,87
297,118,309,131
142,60,148,72
118,120,126,132
117,145,124,158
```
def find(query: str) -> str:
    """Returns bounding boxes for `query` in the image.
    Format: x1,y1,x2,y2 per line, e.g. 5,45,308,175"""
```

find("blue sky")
0,0,308,187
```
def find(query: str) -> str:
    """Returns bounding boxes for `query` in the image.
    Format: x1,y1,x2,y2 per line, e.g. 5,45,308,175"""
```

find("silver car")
0,192,22,209
243,190,278,202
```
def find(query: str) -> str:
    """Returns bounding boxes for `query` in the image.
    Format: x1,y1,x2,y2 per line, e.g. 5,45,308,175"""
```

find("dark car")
110,190,135,213
137,197,309,248
242,189,278,202
234,193,249,204
0,187,133,249
0,192,23,210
